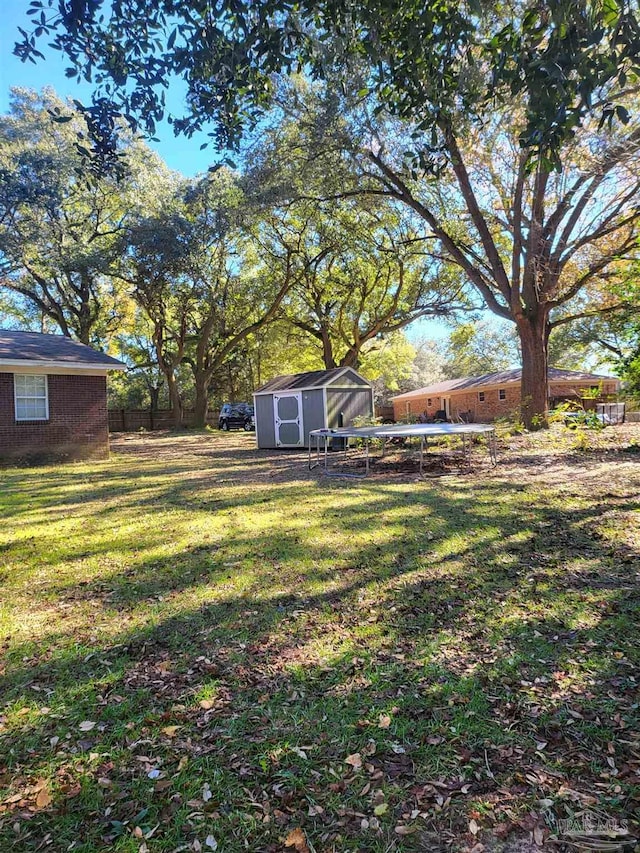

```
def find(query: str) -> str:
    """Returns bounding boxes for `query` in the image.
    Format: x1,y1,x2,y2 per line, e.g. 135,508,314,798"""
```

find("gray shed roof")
391,367,619,400
0,329,126,369
255,367,370,394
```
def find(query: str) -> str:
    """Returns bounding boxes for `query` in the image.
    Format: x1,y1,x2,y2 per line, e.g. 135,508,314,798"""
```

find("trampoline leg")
309,436,320,470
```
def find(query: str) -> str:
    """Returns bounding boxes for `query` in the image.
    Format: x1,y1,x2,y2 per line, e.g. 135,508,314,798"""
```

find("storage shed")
253,367,374,449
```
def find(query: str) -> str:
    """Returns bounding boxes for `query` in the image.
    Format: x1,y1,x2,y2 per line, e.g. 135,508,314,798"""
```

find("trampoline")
308,422,497,477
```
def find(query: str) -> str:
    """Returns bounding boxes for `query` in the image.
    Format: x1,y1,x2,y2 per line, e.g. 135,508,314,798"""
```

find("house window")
14,374,49,421
478,391,485,402
427,398,432,406
499,388,506,401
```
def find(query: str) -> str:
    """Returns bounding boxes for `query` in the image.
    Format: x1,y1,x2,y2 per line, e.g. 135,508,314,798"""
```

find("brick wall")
393,380,617,423
450,386,521,421
393,394,446,421
0,372,109,463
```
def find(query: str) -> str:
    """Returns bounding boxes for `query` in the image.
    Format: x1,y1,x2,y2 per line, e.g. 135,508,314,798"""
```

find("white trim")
251,392,259,447
322,386,328,428
0,358,125,372
14,373,49,421
273,392,304,447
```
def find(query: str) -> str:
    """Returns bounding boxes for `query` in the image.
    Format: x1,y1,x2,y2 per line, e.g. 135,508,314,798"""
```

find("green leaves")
0,88,164,344
14,0,640,168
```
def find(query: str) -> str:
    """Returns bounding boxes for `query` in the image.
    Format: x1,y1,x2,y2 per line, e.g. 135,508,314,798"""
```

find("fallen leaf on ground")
345,753,362,770
162,725,180,737
35,785,52,809
78,721,96,732
284,827,310,852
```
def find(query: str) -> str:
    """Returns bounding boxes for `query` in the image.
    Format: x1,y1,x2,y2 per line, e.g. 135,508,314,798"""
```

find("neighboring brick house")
391,367,621,423
0,329,125,463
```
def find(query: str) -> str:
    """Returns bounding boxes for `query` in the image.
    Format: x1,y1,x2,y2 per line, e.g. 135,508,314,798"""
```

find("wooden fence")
108,409,218,432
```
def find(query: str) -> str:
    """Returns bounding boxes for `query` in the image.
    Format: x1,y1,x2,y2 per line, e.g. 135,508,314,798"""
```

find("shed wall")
255,388,326,448
326,387,372,427
255,393,276,449
255,380,373,448
327,371,370,388
301,389,326,443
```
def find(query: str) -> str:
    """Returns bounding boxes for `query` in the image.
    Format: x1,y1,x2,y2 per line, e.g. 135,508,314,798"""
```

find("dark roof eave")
0,329,126,368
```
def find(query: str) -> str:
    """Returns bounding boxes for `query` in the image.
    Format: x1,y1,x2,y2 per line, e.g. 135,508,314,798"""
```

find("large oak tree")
359,106,640,425
14,1,640,424
0,88,166,345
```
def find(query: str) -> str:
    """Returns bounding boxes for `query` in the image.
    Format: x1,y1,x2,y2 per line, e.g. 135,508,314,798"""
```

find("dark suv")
218,402,254,431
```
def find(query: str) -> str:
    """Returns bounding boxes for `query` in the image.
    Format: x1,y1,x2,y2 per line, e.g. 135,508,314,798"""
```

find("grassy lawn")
1,429,639,852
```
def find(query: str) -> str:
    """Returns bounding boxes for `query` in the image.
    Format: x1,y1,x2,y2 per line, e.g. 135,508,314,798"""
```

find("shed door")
273,393,304,447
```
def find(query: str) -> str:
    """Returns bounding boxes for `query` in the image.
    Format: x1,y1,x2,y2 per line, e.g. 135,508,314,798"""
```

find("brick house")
391,367,621,423
0,329,125,463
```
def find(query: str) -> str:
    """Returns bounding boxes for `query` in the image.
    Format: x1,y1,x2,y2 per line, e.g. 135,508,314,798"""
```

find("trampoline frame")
308,423,497,477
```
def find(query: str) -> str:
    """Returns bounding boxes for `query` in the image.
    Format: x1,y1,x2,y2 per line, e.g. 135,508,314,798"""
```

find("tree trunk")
321,328,337,369
516,314,550,429
165,372,183,428
149,384,160,412
193,373,210,428
339,348,360,369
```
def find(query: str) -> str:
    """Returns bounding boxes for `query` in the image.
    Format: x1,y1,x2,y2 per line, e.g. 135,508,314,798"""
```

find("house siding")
392,380,619,423
0,371,109,463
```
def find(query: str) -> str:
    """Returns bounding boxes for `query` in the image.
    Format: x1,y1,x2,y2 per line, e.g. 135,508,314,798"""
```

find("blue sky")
1,0,217,175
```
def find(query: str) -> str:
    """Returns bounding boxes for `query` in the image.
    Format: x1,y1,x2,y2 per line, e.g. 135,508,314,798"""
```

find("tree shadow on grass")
1,572,637,852
1,443,639,851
